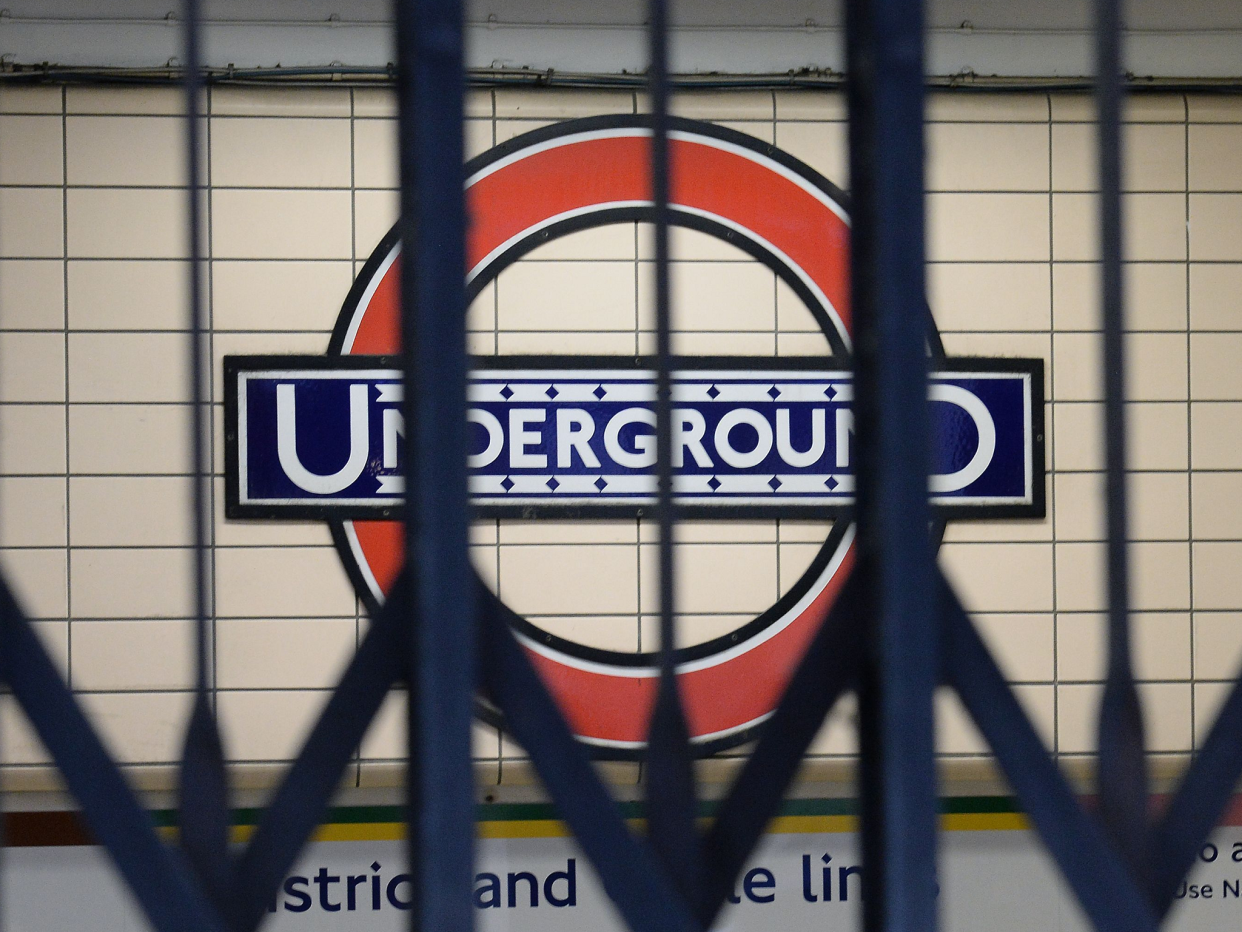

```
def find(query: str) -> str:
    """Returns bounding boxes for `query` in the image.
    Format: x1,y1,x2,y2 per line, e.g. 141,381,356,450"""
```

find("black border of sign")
224,353,1045,522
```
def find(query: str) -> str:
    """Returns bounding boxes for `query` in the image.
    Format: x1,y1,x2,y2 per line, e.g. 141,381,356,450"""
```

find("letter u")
277,383,369,494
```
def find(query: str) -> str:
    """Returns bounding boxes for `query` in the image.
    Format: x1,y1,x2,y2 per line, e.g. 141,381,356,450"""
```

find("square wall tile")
0,332,65,402
1189,125,1242,191
216,618,355,689
216,689,333,762
1053,332,1185,402
211,118,352,188
639,542,778,615
1191,333,1242,400
80,691,194,764
71,548,195,619
0,476,65,547
69,476,193,547
1052,263,1187,332
1191,403,1242,469
1057,612,1191,682
0,260,64,330
1193,614,1242,681
637,261,775,332
0,698,51,764
1193,543,1242,610
1054,402,1187,472
939,542,1054,612
1192,473,1242,540
1059,683,1192,753
68,404,192,475
1053,473,1186,541
0,188,64,258
214,547,355,617
1055,542,1189,611
80,695,192,765
1191,265,1242,331
928,263,1051,332
928,194,1050,262
67,260,188,331
497,261,635,332
212,261,351,332
72,620,194,691
926,123,1048,192
1195,682,1236,746
68,332,189,403
0,405,66,474
65,116,183,186
1053,193,1186,262
497,544,638,616
0,115,63,185
67,189,187,259
213,190,352,260
972,613,1054,682
0,549,67,619
1190,195,1242,261
1052,123,1186,192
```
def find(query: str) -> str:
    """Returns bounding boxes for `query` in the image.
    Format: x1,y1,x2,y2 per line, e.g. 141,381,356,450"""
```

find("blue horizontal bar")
227,358,1040,516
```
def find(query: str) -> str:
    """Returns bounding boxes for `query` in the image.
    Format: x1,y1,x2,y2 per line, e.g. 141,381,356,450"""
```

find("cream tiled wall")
0,83,1240,790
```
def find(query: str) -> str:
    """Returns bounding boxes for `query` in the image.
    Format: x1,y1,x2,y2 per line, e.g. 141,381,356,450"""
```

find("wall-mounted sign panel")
225,355,1042,520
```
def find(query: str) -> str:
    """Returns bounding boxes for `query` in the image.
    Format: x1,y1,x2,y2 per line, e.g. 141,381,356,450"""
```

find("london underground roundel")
224,115,1044,756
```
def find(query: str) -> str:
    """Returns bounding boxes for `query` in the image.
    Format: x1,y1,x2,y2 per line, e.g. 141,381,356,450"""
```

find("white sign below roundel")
8,824,1242,931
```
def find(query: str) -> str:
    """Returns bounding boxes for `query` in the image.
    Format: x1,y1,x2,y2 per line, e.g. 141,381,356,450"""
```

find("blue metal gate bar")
176,0,237,921
478,589,698,932
393,2,476,932
235,572,413,932
940,574,1159,932
5,4,1242,932
1093,0,1150,885
0,579,223,932
844,0,939,929
643,0,702,909
699,572,863,926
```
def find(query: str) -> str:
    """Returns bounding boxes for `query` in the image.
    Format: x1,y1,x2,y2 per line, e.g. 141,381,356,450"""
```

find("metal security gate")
0,1,1237,932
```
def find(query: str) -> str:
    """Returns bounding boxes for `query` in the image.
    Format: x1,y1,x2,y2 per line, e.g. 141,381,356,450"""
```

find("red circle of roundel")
332,117,855,753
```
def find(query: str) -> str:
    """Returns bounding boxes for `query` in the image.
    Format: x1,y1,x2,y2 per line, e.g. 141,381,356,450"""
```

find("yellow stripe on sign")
768,815,859,834
316,823,407,842
941,813,1029,832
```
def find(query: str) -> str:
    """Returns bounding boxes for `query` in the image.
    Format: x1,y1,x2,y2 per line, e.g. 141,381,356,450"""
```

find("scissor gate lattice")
0,2,1236,932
